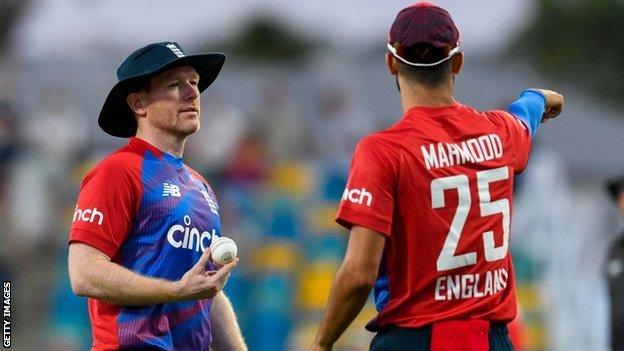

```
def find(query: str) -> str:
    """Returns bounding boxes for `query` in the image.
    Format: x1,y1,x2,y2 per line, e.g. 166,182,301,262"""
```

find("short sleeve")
69,156,142,258
336,136,398,236
505,112,532,172
488,111,532,173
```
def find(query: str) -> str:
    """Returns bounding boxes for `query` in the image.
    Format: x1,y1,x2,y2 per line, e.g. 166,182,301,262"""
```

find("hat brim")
98,53,226,138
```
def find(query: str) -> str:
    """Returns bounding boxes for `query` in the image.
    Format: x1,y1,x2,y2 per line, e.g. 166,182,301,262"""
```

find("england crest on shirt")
201,189,219,215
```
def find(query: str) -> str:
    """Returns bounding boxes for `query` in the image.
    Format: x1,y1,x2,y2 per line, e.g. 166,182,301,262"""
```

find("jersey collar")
129,137,184,167
404,102,464,118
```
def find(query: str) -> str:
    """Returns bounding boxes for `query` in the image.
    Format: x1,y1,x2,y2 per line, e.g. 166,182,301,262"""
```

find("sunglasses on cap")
387,42,460,67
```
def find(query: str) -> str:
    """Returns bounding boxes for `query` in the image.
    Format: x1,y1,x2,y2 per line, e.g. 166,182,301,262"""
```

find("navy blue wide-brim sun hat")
99,42,226,138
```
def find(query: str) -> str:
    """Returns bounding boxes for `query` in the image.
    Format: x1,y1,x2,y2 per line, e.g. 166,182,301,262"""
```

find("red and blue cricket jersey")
69,137,221,350
336,92,544,330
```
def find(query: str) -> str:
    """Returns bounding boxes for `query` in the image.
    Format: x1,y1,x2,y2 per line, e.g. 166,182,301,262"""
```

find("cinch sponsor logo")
167,215,215,252
72,207,104,226
342,187,373,206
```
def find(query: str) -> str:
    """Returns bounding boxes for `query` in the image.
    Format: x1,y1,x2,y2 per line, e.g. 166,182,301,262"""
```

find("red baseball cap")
388,2,460,67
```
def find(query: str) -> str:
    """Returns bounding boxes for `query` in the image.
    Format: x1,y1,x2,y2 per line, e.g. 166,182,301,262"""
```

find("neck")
398,78,456,112
134,128,186,158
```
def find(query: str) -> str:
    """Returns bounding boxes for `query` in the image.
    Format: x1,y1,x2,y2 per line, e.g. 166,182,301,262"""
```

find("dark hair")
397,60,452,87
394,43,454,87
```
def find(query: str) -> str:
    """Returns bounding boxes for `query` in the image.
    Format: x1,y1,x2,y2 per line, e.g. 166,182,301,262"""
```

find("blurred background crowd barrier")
1,0,624,350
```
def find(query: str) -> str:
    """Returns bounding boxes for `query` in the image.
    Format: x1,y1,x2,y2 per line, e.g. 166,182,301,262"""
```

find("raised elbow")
68,260,98,297
341,263,377,290
69,272,91,297
358,273,377,290
68,243,103,298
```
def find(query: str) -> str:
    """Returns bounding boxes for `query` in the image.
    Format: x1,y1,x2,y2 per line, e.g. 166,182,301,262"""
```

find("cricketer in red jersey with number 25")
310,2,564,351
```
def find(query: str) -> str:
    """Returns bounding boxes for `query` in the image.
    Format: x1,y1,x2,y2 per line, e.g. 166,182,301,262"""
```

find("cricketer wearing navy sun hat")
70,41,246,350
98,42,225,138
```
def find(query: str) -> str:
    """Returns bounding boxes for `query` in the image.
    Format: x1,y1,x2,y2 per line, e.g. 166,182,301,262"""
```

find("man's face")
141,66,201,137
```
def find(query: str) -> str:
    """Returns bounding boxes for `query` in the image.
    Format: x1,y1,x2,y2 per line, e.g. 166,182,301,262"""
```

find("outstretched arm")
310,226,386,351
508,88,564,136
68,242,237,305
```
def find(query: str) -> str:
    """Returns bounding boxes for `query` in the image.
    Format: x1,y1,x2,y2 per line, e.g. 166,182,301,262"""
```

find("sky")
17,0,534,59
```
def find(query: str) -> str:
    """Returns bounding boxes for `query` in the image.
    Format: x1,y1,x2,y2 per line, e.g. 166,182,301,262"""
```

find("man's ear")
452,52,464,75
386,53,398,76
127,92,147,117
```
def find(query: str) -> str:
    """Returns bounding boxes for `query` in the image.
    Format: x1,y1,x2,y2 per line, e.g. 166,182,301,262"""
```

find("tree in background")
514,0,624,104
0,0,31,60
203,15,319,63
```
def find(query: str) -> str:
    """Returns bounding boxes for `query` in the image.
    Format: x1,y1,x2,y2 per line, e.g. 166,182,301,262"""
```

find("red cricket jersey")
336,103,531,330
69,138,221,350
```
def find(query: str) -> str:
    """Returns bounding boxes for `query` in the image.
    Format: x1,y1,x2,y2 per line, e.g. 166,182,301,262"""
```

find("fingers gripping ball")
210,236,238,265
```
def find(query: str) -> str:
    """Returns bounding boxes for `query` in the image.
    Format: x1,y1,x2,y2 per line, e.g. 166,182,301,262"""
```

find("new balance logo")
163,183,181,197
342,187,373,206
72,206,104,226
166,43,185,58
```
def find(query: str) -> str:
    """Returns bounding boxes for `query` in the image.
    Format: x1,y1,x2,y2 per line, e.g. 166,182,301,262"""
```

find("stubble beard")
150,107,200,139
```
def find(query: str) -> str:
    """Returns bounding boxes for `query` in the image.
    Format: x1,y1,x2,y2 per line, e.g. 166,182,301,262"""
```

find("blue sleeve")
507,89,546,137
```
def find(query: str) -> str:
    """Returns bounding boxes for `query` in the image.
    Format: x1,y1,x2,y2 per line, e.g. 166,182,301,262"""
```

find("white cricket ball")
210,236,238,265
